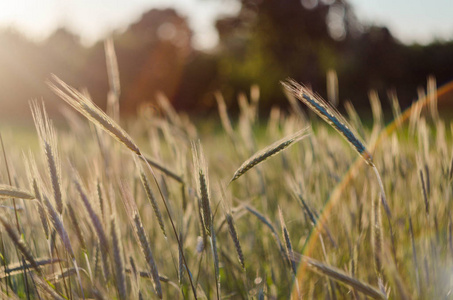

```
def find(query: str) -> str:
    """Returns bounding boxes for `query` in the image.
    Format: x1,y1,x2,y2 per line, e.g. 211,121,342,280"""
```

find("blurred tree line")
0,0,452,119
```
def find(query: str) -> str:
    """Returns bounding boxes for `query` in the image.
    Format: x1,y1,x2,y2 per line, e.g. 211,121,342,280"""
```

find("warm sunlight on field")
0,53,451,298
0,0,453,299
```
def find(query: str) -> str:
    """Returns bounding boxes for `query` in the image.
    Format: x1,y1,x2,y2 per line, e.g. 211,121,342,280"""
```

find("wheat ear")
48,75,140,154
225,213,245,270
67,202,93,282
133,213,162,299
120,183,162,299
43,196,74,259
245,205,286,259
137,165,166,237
295,253,387,299
229,128,310,183
105,38,121,98
43,195,86,298
283,79,391,216
278,207,297,275
0,214,40,273
111,217,126,300
282,80,372,164
30,272,66,300
30,100,64,214
74,177,110,282
0,185,34,200
192,141,212,236
214,92,236,141
25,153,50,239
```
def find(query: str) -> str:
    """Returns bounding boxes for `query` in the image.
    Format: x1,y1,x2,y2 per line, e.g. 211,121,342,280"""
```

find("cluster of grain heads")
0,58,449,298
49,75,197,298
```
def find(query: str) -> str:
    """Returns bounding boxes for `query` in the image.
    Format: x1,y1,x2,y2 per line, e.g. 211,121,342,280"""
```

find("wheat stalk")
43,196,74,259
225,213,245,270
0,185,34,200
50,75,197,298
138,166,166,237
0,214,41,273
29,173,50,239
229,128,310,183
74,177,110,283
31,272,66,300
214,92,236,141
111,217,126,300
67,203,87,253
282,80,372,164
210,222,220,300
140,155,183,183
0,258,60,278
48,75,140,155
30,100,64,214
283,79,391,217
133,213,162,299
120,182,162,299
278,207,296,275
295,253,387,299
105,38,121,98
192,141,212,236
43,194,86,298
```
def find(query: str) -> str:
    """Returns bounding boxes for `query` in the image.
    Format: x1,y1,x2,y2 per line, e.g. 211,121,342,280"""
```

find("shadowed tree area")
203,0,453,112
0,1,452,119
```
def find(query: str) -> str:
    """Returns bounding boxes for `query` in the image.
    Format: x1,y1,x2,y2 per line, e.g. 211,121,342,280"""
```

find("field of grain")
0,65,451,300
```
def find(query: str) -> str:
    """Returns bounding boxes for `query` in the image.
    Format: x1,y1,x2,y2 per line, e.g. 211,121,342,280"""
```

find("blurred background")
0,0,453,119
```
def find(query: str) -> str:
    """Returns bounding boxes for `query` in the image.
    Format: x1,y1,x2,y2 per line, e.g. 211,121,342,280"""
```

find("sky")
0,0,452,49
349,0,453,44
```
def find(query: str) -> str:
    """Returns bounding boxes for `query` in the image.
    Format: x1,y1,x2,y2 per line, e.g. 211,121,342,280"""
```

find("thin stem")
0,134,31,300
140,154,198,299
372,165,391,219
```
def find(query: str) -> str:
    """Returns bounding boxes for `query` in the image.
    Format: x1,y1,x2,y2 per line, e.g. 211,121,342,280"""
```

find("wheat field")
0,55,451,299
